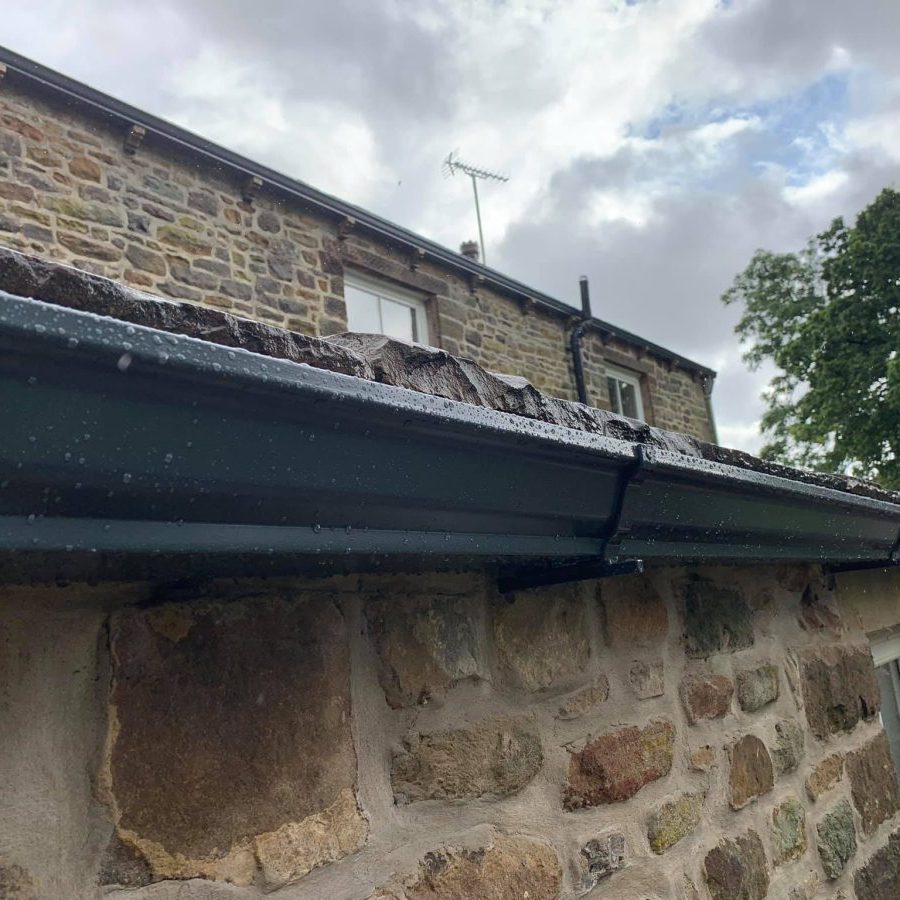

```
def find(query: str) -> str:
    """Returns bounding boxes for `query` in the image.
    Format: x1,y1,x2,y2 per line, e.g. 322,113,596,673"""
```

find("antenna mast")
442,151,509,264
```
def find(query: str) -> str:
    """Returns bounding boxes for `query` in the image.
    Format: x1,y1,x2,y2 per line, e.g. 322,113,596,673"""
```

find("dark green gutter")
0,292,897,570
0,45,715,378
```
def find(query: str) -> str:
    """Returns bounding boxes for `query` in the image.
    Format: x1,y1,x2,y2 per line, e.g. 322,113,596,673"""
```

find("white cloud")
783,169,850,205
166,48,392,205
717,421,765,454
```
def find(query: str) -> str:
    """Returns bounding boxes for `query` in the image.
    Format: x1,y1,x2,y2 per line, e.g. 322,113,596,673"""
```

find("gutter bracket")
409,247,425,270
241,175,263,204
123,124,146,157
497,445,646,593
337,216,356,240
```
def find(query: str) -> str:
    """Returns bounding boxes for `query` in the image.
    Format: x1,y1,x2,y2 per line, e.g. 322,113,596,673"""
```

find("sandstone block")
775,563,815,593
493,586,589,692
736,663,779,712
816,799,856,880
799,581,842,632
43,195,125,227
401,833,562,900
142,173,184,202
0,863,35,899
771,797,807,865
125,244,167,276
392,717,542,803
126,210,151,234
3,115,44,141
107,596,363,883
846,731,900,835
805,754,843,801
22,224,53,244
681,578,754,658
647,792,705,853
58,232,121,261
680,673,734,723
170,259,219,290
854,827,900,899
188,190,220,217
0,180,34,202
27,144,61,166
772,718,805,776
564,720,675,809
703,830,769,900
221,278,253,301
195,257,232,277
579,832,626,890
157,224,213,255
257,209,282,233
601,575,668,647
555,676,610,720
255,789,369,889
142,200,176,221
0,132,22,158
68,155,102,182
366,595,482,708
629,659,665,699
729,734,774,809
798,643,879,738
98,834,153,888
690,745,716,771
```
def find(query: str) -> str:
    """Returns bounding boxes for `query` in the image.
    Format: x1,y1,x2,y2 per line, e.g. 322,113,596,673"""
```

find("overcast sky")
5,0,899,451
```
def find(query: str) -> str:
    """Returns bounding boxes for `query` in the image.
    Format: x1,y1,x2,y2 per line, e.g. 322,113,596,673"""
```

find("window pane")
345,284,382,333
619,379,640,419
606,377,620,413
380,297,416,342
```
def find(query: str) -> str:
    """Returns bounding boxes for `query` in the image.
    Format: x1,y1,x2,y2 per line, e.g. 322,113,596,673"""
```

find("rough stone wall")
2,564,899,898
0,81,714,439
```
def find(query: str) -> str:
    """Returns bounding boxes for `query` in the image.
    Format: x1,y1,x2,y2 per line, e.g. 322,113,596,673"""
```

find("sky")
4,0,900,452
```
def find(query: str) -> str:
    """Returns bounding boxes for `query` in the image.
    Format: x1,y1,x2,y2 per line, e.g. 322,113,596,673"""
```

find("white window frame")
870,629,900,789
344,271,429,344
605,364,645,421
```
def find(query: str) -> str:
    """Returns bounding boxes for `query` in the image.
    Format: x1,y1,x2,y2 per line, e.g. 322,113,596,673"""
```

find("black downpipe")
570,276,591,405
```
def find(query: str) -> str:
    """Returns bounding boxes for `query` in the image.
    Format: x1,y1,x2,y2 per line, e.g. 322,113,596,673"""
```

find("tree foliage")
722,188,900,488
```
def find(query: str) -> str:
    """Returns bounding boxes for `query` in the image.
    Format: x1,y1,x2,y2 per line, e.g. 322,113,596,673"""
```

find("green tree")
722,188,900,489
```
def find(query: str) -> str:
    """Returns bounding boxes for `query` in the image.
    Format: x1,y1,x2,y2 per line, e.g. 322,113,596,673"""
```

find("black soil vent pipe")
570,276,591,405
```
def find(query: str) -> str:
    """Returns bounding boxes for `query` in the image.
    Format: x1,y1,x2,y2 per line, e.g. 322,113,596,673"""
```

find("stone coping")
1,244,897,506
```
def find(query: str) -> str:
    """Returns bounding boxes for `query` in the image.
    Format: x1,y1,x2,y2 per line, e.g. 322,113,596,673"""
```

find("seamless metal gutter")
0,292,897,570
0,45,715,378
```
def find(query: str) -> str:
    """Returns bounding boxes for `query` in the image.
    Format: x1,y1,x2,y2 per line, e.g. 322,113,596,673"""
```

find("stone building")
0,47,716,441
3,48,900,900
1,247,900,899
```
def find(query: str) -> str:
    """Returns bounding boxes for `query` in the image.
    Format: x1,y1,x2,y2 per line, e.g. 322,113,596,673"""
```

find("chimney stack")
460,240,480,262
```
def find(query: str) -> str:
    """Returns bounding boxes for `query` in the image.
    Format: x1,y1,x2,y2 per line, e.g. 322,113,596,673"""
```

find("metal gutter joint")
497,444,648,593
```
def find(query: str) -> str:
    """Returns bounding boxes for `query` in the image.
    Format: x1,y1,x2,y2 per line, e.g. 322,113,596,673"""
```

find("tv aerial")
442,150,509,265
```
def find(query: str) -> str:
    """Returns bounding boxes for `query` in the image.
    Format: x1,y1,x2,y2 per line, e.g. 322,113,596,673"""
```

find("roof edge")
0,44,716,378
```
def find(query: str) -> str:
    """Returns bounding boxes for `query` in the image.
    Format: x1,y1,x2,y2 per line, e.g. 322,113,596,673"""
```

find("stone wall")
2,564,899,898
0,80,715,441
